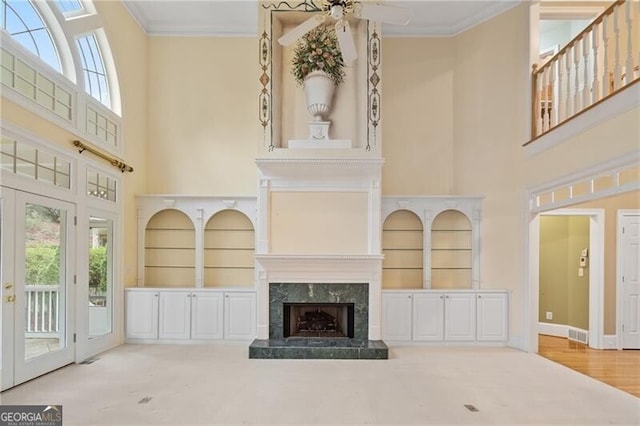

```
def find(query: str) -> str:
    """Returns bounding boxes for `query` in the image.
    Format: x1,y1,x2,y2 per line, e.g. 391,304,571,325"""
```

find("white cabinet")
413,293,444,341
224,292,256,340
476,292,508,341
158,291,192,339
125,289,253,341
444,292,476,341
191,291,224,340
381,290,508,343
125,290,159,339
382,292,413,341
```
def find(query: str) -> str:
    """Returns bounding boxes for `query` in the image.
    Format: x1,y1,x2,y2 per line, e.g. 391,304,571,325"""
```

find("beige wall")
269,192,369,254
381,38,455,195
146,37,259,195
539,216,589,330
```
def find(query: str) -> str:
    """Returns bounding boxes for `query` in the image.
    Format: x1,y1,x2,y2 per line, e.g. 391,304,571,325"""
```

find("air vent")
568,327,588,344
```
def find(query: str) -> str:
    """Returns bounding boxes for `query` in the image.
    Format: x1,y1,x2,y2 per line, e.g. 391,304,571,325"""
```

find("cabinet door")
477,292,508,341
158,291,191,339
224,292,256,340
125,290,159,339
191,291,224,340
444,293,476,341
381,292,413,341
413,293,444,341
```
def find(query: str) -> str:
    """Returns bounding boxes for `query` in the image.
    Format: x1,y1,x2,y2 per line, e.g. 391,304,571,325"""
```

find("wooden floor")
538,334,640,398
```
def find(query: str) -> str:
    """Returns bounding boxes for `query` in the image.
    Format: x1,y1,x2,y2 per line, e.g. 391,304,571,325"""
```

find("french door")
1,189,75,390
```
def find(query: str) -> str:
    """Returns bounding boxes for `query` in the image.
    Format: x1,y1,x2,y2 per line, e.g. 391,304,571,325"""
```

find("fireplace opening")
283,303,355,338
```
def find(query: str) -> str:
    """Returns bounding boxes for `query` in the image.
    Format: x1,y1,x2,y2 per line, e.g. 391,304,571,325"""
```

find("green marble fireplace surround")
249,283,388,359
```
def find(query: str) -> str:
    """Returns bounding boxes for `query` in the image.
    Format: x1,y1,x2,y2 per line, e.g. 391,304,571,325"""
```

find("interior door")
1,189,75,390
621,214,640,349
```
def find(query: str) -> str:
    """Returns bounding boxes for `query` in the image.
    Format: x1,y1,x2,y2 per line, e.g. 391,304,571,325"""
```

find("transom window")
0,0,60,72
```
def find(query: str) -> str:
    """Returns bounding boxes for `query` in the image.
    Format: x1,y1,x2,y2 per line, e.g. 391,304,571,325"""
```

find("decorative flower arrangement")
291,25,345,86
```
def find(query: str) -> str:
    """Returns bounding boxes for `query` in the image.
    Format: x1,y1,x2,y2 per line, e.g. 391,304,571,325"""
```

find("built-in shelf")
431,210,472,289
204,210,255,288
382,210,424,290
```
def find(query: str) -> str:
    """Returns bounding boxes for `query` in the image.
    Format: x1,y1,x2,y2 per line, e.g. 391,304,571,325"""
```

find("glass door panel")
89,216,112,337
24,203,66,359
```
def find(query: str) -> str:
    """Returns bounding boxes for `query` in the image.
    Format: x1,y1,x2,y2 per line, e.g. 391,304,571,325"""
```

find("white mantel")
255,157,384,341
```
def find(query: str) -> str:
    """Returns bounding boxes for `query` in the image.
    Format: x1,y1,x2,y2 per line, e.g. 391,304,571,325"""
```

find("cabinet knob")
408,295,411,299
440,295,444,299
154,293,158,297
478,295,482,299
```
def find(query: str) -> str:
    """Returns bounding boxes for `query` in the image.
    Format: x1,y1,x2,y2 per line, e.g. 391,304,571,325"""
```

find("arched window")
1,0,121,151
76,33,110,107
1,0,60,71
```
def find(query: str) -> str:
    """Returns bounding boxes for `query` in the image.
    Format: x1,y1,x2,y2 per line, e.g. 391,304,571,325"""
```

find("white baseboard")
603,335,618,349
538,322,567,338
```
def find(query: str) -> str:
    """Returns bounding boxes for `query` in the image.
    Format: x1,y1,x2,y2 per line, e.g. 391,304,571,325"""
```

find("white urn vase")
303,70,335,122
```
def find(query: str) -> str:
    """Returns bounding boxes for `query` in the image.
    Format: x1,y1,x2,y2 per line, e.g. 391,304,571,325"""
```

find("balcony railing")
25,285,59,337
532,0,640,139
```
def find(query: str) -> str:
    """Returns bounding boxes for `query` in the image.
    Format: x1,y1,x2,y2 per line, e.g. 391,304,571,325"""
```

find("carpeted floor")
1,343,638,425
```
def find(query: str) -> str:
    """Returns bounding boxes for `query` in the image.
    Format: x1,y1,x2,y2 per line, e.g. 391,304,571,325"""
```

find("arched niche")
382,210,424,289
431,209,472,289
204,210,255,288
144,209,195,287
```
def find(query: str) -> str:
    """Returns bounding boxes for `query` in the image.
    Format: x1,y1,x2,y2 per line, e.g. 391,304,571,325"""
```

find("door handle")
4,283,12,289
5,295,15,302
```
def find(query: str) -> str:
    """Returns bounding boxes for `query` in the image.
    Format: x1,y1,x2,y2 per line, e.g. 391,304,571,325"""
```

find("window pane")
88,217,113,337
76,33,110,108
2,0,61,72
54,0,83,14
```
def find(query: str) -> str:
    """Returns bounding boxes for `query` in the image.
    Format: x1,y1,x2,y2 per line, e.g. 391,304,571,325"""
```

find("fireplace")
284,303,355,338
268,282,369,340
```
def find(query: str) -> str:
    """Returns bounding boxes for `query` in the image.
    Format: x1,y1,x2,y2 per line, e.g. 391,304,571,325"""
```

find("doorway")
1,189,76,390
529,209,605,352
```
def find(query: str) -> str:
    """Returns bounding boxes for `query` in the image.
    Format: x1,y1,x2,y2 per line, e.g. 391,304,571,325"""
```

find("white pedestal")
288,121,352,149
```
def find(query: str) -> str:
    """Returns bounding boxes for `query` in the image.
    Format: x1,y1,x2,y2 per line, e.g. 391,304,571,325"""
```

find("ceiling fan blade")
277,15,324,46
358,3,411,25
335,20,357,63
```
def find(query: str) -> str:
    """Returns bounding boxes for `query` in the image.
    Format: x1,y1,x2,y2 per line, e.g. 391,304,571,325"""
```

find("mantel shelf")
256,157,384,182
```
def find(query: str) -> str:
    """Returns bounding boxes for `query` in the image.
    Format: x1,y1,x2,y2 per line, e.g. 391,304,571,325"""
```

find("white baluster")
536,68,543,135
48,290,53,332
624,0,633,84
550,59,557,127
557,55,565,123
542,67,549,132
602,14,610,96
574,41,581,113
565,51,573,117
613,7,622,90
591,20,600,102
582,35,590,107
27,290,32,332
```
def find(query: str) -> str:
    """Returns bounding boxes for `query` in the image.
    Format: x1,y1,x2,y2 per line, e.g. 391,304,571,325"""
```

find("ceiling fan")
277,0,411,63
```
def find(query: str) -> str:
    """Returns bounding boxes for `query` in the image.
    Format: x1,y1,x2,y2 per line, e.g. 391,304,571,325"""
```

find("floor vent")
138,397,152,404
464,404,479,412
79,357,98,365
568,327,588,345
